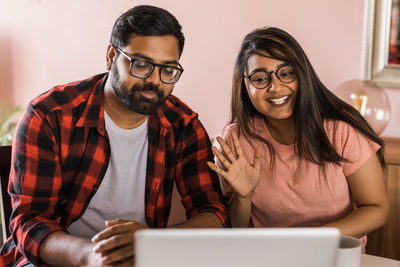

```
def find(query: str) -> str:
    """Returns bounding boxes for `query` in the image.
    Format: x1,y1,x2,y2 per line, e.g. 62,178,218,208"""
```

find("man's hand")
91,219,149,266
83,248,104,266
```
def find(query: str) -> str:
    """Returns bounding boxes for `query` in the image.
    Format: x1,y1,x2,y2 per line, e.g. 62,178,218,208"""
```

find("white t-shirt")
68,111,148,239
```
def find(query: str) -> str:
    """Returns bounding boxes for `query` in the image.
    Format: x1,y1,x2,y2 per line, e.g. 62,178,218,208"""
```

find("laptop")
135,227,340,267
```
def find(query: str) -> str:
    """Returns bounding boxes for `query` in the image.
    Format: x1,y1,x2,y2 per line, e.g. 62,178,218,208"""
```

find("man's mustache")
133,83,160,93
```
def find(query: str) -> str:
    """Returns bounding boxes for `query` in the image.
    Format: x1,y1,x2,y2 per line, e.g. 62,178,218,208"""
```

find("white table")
361,254,400,267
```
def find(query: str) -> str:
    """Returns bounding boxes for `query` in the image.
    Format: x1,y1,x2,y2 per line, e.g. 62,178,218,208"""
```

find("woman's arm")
323,153,390,238
227,194,253,227
207,132,261,227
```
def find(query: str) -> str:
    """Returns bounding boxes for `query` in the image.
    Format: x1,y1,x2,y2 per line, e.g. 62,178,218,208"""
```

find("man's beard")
110,65,170,115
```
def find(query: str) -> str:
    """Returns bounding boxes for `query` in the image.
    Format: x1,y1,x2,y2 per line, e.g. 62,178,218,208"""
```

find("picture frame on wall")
363,0,400,87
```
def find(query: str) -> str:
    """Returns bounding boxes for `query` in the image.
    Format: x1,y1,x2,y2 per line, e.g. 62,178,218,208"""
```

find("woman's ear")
106,44,116,70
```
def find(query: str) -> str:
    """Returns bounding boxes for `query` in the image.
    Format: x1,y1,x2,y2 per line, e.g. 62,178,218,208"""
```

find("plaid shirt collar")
75,73,173,135
75,74,107,136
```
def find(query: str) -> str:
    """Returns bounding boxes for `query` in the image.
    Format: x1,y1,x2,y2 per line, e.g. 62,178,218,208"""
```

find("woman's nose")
267,73,281,92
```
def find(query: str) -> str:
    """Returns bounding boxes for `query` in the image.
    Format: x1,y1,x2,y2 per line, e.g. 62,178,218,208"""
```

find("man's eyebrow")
128,52,178,65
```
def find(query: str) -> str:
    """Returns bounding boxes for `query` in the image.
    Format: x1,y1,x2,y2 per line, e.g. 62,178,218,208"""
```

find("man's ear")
106,44,116,70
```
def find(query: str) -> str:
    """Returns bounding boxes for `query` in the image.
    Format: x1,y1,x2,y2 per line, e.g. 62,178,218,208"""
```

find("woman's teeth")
268,95,289,105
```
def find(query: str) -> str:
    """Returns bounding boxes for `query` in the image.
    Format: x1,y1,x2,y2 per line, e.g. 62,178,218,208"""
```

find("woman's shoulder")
223,122,239,133
221,116,265,138
324,118,379,154
324,119,356,138
220,122,238,140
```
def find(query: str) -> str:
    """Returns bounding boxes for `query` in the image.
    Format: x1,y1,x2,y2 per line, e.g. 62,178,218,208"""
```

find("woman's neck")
264,116,295,145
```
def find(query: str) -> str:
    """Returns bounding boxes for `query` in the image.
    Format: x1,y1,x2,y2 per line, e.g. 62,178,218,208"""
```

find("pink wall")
0,0,399,137
0,20,14,104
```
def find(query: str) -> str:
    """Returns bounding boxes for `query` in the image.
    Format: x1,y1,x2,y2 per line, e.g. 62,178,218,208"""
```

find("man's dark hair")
110,5,185,56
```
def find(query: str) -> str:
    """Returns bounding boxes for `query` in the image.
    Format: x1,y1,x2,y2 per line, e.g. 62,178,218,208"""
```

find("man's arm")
9,106,69,265
174,116,230,227
39,231,102,267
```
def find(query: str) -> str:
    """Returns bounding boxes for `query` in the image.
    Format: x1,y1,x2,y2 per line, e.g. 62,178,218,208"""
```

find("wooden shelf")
366,137,400,260
383,137,400,165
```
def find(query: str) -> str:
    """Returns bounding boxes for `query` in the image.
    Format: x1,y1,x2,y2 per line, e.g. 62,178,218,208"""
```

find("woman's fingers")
216,136,237,162
207,161,228,178
207,161,238,186
211,146,231,169
231,131,243,157
253,146,261,170
209,133,261,199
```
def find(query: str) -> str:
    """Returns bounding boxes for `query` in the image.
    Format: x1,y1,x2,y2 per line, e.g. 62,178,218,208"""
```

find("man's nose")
144,67,161,85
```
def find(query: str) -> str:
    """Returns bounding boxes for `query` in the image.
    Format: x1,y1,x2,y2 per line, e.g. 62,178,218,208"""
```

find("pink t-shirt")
219,118,380,230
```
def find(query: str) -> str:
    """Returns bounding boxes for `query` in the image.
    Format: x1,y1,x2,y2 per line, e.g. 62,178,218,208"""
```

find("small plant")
0,103,22,145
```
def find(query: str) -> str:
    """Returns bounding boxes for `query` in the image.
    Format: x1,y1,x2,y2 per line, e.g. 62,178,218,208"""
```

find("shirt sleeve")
174,114,230,227
9,104,65,266
332,121,381,176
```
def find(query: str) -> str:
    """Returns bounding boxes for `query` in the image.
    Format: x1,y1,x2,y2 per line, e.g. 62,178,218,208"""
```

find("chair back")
0,145,12,241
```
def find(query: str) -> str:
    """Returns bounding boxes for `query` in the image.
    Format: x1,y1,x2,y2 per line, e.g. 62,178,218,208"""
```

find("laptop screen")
135,227,340,267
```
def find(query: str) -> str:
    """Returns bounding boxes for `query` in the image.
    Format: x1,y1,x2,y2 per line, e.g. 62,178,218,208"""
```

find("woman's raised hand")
207,131,261,199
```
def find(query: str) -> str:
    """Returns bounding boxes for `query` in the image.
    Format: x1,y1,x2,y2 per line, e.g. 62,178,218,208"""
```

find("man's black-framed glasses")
244,64,297,89
116,47,184,84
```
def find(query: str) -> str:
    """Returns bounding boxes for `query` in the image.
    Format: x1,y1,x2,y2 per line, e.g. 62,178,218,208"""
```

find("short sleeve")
329,121,380,176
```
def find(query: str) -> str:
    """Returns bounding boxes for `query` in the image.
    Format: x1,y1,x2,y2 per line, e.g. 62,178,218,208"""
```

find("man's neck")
103,84,148,130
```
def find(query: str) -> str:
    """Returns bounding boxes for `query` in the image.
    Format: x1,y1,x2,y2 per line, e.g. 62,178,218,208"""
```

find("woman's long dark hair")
231,27,385,168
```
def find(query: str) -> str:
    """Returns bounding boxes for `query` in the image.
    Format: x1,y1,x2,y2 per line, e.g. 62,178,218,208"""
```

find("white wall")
0,0,399,138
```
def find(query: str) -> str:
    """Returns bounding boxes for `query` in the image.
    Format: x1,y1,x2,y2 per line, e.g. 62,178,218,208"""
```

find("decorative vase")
335,79,391,134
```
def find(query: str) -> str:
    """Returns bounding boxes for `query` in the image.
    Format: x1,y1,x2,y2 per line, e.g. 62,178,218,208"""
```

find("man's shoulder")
30,73,107,114
164,95,194,114
158,95,198,125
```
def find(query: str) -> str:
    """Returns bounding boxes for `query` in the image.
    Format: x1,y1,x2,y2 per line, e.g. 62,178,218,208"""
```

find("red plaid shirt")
0,73,229,267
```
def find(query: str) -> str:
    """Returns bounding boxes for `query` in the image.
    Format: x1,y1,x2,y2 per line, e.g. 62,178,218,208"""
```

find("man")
0,5,229,267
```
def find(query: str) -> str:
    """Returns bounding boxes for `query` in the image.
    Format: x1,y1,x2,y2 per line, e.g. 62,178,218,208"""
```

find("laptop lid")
135,227,340,267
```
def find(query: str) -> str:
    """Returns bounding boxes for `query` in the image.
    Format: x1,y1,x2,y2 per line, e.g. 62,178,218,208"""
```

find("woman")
207,27,389,243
